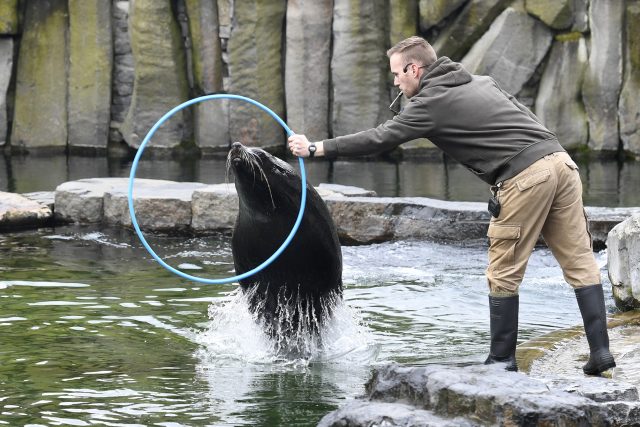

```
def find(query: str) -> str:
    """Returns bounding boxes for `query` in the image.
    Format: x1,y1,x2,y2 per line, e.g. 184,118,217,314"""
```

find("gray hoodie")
322,57,564,185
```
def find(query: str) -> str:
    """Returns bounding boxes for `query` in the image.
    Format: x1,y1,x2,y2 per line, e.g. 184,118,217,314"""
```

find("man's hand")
288,134,319,158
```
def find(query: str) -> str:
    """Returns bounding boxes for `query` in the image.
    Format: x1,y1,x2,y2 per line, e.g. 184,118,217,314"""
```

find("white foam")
0,281,90,289
194,288,378,366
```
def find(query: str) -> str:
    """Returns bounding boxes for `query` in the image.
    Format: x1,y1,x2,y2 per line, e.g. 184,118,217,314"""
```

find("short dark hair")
387,36,437,68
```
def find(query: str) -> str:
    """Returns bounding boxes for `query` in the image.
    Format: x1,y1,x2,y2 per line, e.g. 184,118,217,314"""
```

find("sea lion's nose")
231,141,242,149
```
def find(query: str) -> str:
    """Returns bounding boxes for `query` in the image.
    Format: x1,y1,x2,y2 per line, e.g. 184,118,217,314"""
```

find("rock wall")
0,0,639,158
607,214,640,311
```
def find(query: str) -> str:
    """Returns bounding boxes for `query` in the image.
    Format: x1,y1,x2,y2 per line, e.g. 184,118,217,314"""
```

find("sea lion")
227,142,343,353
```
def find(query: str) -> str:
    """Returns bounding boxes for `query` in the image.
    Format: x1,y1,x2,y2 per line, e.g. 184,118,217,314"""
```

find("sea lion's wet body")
228,142,342,350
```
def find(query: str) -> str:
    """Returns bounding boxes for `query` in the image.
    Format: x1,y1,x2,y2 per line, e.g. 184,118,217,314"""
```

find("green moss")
555,31,582,42
0,0,19,34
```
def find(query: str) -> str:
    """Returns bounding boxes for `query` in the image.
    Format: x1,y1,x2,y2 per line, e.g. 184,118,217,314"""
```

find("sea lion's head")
227,142,301,212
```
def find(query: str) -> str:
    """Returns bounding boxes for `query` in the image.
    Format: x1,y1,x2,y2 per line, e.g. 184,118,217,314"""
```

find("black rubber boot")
484,294,519,372
575,284,616,375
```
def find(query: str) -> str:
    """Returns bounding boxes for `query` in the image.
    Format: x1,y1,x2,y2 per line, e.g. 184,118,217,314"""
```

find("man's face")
389,53,421,98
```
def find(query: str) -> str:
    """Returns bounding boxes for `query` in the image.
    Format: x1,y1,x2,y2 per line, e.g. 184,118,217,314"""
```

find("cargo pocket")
487,224,521,272
582,208,593,249
516,169,550,192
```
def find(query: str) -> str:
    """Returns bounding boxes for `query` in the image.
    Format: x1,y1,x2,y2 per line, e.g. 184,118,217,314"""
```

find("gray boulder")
462,7,553,96
67,0,112,152
185,0,229,154
582,0,624,152
525,0,589,31
120,0,190,149
390,0,419,45
324,195,490,245
191,184,238,231
318,363,637,426
318,401,478,427
418,0,467,32
55,178,126,223
0,0,19,35
618,1,640,159
432,0,509,60
110,1,134,130
104,179,208,231
11,0,68,151
0,192,52,230
607,214,640,310
535,34,588,150
285,0,333,141
227,0,287,150
331,0,391,137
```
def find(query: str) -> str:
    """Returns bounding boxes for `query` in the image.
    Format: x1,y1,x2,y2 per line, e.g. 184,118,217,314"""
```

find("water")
0,225,616,426
2,153,640,207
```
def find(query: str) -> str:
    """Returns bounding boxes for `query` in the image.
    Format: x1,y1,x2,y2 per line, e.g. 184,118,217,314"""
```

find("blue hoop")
127,94,306,284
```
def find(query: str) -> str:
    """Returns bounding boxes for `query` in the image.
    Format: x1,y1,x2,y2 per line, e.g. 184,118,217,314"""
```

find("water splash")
194,288,377,367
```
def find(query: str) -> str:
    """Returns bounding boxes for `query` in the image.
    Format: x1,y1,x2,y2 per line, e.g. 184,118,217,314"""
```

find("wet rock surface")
318,363,640,427
0,191,52,230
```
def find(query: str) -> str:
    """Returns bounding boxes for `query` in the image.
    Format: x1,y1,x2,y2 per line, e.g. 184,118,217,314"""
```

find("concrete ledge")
1,178,639,249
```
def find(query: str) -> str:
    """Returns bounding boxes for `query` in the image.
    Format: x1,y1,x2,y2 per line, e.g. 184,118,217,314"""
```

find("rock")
16,179,637,250
535,34,588,150
318,401,478,427
110,1,134,128
103,179,208,231
0,0,19,35
582,0,624,153
0,191,52,230
0,38,12,147
285,0,333,142
432,0,509,61
227,0,287,150
23,192,55,210
619,1,640,159
120,0,190,149
191,184,238,231
11,0,68,152
390,0,418,45
585,207,640,250
184,0,229,155
67,0,112,153
461,7,553,95
319,363,623,426
418,0,467,32
331,0,391,138
525,0,588,31
55,178,125,223
317,183,377,198
324,195,490,245
607,214,640,310
542,377,640,403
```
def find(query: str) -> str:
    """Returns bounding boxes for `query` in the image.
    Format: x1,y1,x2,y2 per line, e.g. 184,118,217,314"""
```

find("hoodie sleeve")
322,99,435,159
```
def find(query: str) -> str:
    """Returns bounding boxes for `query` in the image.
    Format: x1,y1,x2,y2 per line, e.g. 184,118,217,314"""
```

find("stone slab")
0,191,52,230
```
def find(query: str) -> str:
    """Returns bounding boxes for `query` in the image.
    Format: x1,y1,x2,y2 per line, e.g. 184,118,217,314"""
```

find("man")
288,36,616,375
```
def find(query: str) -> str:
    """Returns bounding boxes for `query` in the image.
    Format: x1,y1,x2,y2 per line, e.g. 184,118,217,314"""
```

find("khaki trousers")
486,151,601,294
